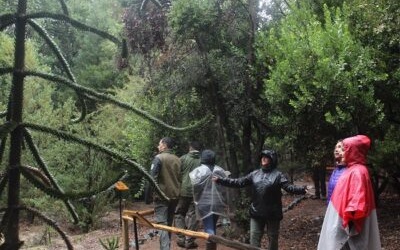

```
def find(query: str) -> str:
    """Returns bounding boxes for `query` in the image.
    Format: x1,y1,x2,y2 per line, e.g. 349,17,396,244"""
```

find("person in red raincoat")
318,135,381,250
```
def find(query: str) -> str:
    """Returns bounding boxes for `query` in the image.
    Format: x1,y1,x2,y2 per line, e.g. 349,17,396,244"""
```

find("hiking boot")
177,240,186,248
311,195,320,200
206,241,216,250
185,241,198,249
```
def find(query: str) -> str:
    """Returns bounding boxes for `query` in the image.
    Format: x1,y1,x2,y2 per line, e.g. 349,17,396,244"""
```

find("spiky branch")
26,12,122,45
0,1,204,249
23,128,79,223
0,171,8,200
23,71,209,131
0,207,74,250
57,0,69,15
22,122,169,200
27,19,86,123
0,122,18,141
0,14,16,31
21,164,128,200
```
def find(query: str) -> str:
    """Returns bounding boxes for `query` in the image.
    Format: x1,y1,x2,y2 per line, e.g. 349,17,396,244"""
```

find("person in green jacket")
149,137,181,250
174,141,202,249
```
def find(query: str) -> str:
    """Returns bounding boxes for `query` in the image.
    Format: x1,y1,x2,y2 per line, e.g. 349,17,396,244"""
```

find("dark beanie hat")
201,149,216,165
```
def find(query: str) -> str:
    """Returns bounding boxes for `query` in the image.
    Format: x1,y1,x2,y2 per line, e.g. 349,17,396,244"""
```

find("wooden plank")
121,218,129,250
122,210,262,250
122,214,154,228
121,216,208,240
123,209,154,217
134,212,153,227
152,224,210,240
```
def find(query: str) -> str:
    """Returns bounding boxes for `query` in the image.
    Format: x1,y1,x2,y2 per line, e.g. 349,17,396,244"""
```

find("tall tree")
0,0,202,249
256,1,385,165
349,0,400,127
123,0,271,176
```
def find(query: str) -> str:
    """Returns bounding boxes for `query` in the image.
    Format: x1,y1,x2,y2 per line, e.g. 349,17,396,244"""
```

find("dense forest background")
0,0,399,249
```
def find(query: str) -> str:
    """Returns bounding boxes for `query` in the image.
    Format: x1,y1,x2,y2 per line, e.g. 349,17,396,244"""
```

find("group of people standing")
146,135,381,250
146,138,225,250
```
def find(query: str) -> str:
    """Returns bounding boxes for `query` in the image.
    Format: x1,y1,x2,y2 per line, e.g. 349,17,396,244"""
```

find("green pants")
154,199,178,250
174,196,198,244
250,217,280,250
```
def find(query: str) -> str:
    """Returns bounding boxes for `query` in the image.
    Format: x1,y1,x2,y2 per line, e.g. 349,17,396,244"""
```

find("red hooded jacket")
318,135,381,250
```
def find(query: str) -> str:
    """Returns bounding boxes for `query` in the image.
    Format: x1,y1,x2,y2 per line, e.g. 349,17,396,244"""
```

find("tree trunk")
241,0,261,172
2,1,27,249
195,35,240,177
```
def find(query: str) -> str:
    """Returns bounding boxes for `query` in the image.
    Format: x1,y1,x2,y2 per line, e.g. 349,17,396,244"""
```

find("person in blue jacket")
327,139,347,203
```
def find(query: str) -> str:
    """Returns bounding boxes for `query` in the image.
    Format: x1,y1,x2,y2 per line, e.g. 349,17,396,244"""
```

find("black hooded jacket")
216,150,305,220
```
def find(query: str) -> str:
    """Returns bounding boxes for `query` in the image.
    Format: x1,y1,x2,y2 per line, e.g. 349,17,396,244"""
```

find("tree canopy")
1,0,399,248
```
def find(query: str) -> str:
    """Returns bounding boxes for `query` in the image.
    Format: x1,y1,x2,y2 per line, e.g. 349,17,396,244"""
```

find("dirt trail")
19,193,326,249
20,185,400,249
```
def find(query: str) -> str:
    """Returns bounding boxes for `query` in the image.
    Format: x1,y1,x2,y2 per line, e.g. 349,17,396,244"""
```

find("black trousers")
313,165,326,197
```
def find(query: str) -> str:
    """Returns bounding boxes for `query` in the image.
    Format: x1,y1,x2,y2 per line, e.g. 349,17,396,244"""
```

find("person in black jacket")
213,149,306,250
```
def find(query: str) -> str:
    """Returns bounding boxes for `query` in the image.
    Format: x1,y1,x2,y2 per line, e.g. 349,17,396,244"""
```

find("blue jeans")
154,199,178,250
202,214,219,235
250,217,280,250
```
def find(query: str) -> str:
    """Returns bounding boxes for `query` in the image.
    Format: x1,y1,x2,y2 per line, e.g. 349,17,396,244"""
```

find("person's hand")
212,176,219,182
303,185,313,197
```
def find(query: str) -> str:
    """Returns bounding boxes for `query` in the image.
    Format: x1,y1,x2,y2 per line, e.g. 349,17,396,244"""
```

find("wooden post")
118,191,122,227
122,217,129,250
114,181,129,227
133,217,139,250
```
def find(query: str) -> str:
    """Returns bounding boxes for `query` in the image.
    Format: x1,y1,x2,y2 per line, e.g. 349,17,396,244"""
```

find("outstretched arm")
213,172,253,188
280,172,307,194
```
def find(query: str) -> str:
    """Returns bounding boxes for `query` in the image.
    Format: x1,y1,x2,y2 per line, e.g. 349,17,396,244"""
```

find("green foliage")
232,189,251,241
99,236,120,250
348,0,400,127
257,2,386,163
1,0,204,248
92,76,154,156
75,192,114,232
169,0,218,41
0,33,14,67
369,126,400,176
163,0,270,176
11,76,121,225
0,33,40,95
23,196,66,221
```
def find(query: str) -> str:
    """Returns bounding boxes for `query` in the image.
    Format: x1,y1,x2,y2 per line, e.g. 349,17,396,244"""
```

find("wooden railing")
121,209,262,250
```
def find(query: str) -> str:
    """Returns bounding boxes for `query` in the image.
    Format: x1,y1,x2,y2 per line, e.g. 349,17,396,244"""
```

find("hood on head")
260,149,278,168
343,135,370,166
201,149,216,165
